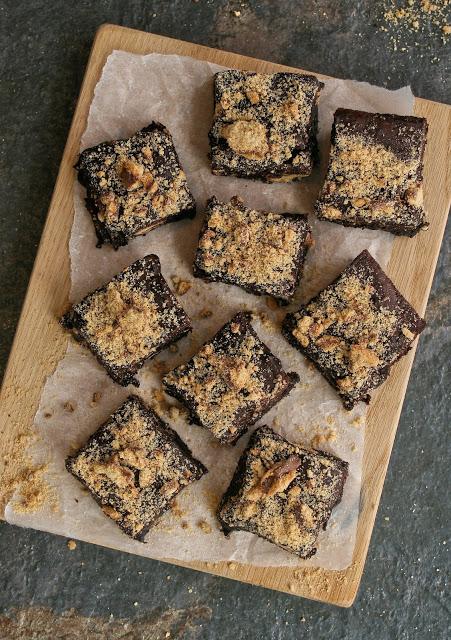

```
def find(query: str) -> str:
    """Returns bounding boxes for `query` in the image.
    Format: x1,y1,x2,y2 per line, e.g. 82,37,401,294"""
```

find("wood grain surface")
0,24,449,607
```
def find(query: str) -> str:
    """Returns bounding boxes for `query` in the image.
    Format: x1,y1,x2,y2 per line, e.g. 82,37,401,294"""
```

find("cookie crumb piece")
198,520,212,534
67,539,77,551
171,276,192,296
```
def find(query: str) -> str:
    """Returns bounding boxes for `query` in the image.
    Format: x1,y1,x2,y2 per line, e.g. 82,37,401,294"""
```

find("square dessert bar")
61,255,192,387
76,122,196,248
66,396,207,541
209,70,323,182
282,250,426,409
217,426,348,558
315,109,428,236
162,312,299,444
193,196,312,303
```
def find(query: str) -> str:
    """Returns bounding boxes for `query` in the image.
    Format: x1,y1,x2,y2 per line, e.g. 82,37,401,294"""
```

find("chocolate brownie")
61,255,192,387
315,109,428,236
162,312,299,444
193,196,312,303
282,250,426,409
66,395,207,541
217,426,348,558
76,122,196,248
209,70,323,182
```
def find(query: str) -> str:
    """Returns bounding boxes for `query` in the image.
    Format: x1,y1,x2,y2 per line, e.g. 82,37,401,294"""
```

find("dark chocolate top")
315,109,428,234
283,250,426,408
76,122,195,247
163,312,299,444
61,255,192,386
66,395,207,540
194,196,312,302
210,70,323,181
218,425,348,558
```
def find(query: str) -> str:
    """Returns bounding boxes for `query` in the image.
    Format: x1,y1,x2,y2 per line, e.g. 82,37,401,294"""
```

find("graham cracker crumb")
171,276,192,296
197,520,213,534
67,540,77,551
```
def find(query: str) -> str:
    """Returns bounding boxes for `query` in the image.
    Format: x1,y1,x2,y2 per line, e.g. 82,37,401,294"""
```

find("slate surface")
0,1,449,638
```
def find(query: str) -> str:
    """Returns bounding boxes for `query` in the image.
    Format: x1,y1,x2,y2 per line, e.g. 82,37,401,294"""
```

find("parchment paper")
6,52,414,570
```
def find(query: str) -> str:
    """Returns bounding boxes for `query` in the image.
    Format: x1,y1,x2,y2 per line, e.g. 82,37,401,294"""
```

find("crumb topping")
67,397,206,539
316,110,428,232
210,71,322,180
65,255,192,383
218,426,348,557
76,124,195,245
195,196,311,300
285,251,425,407
163,314,298,443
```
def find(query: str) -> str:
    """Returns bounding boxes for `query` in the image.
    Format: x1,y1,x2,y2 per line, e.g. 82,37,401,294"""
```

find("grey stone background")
0,1,449,638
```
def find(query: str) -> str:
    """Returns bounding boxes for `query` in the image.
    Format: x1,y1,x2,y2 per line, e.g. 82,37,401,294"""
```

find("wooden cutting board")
0,24,449,607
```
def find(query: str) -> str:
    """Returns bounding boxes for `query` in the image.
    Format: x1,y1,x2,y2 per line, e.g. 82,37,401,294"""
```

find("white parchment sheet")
6,52,413,569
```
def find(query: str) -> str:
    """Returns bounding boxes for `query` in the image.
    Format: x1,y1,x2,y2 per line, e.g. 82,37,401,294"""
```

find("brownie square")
193,196,312,303
217,426,348,558
209,70,323,182
315,109,428,236
66,395,207,541
162,312,299,444
282,250,426,409
76,122,196,248
61,255,192,387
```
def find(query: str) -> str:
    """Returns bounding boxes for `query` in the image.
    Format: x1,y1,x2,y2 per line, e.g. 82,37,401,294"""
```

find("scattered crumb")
169,343,178,353
233,10,241,17
384,516,390,521
199,308,213,318
171,275,192,296
326,414,335,426
350,443,357,452
43,411,52,418
381,0,451,50
351,415,363,428
272,416,281,428
168,405,184,421
266,297,279,310
311,429,337,448
150,388,170,415
197,520,212,534
228,561,237,571
181,520,190,529
172,502,185,518
90,392,101,406
67,539,77,551
63,401,75,413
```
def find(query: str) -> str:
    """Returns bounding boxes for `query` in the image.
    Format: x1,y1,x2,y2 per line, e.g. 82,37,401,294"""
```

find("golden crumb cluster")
83,279,162,367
